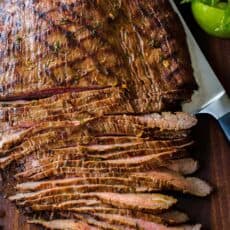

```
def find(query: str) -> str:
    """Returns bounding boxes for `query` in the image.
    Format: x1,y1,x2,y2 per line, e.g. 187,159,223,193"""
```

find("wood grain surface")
0,3,229,230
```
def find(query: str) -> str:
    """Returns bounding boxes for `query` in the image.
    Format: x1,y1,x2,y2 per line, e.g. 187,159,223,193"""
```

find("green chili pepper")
182,0,230,38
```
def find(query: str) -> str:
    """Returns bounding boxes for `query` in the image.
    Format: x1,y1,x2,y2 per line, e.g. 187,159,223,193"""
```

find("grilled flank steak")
0,1,211,230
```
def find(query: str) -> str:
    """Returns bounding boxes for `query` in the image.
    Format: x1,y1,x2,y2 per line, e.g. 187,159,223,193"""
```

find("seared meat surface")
0,1,210,230
0,0,196,104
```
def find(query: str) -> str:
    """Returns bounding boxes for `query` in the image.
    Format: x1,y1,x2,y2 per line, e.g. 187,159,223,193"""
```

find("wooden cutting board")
0,4,229,230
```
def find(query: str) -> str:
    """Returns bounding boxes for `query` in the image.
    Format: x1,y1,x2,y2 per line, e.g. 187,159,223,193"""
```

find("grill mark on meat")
116,1,170,103
137,2,180,80
129,13,179,88
0,0,196,103
0,0,124,99
32,2,124,88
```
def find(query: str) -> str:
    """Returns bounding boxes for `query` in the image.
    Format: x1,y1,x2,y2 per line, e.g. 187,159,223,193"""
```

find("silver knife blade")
169,0,226,115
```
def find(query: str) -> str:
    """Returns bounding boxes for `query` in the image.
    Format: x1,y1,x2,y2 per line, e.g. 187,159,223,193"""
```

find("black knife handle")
218,112,230,142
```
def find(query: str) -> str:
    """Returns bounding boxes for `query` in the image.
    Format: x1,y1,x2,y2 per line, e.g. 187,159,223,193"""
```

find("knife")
169,0,230,142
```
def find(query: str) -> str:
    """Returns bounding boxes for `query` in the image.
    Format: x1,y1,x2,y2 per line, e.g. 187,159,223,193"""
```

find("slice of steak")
1,112,196,150
13,156,197,182
23,148,187,167
9,192,177,214
91,213,186,229
29,217,201,230
15,168,211,196
28,219,95,230
75,213,201,230
93,193,176,213
0,87,131,132
75,213,129,230
131,169,212,197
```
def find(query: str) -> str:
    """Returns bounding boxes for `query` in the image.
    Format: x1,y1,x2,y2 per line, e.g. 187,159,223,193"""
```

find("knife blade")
169,0,230,142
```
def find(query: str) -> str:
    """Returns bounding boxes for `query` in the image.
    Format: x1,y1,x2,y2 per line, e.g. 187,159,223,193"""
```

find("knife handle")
218,112,230,142
199,93,230,142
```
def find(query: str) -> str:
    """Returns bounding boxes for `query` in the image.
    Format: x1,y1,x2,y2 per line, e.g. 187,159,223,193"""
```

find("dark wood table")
0,4,229,230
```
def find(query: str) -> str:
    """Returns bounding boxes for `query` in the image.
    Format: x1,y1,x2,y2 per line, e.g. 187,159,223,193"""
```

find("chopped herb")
53,41,61,53
159,54,165,63
60,18,70,25
146,101,152,110
45,59,52,69
149,39,160,48
16,36,22,42
85,15,93,21
93,21,102,29
91,29,97,36
25,59,35,70
94,158,102,161
15,36,22,46
78,118,85,125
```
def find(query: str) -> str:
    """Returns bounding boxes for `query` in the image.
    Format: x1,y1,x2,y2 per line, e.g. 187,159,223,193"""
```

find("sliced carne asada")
0,0,211,229
0,113,196,168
